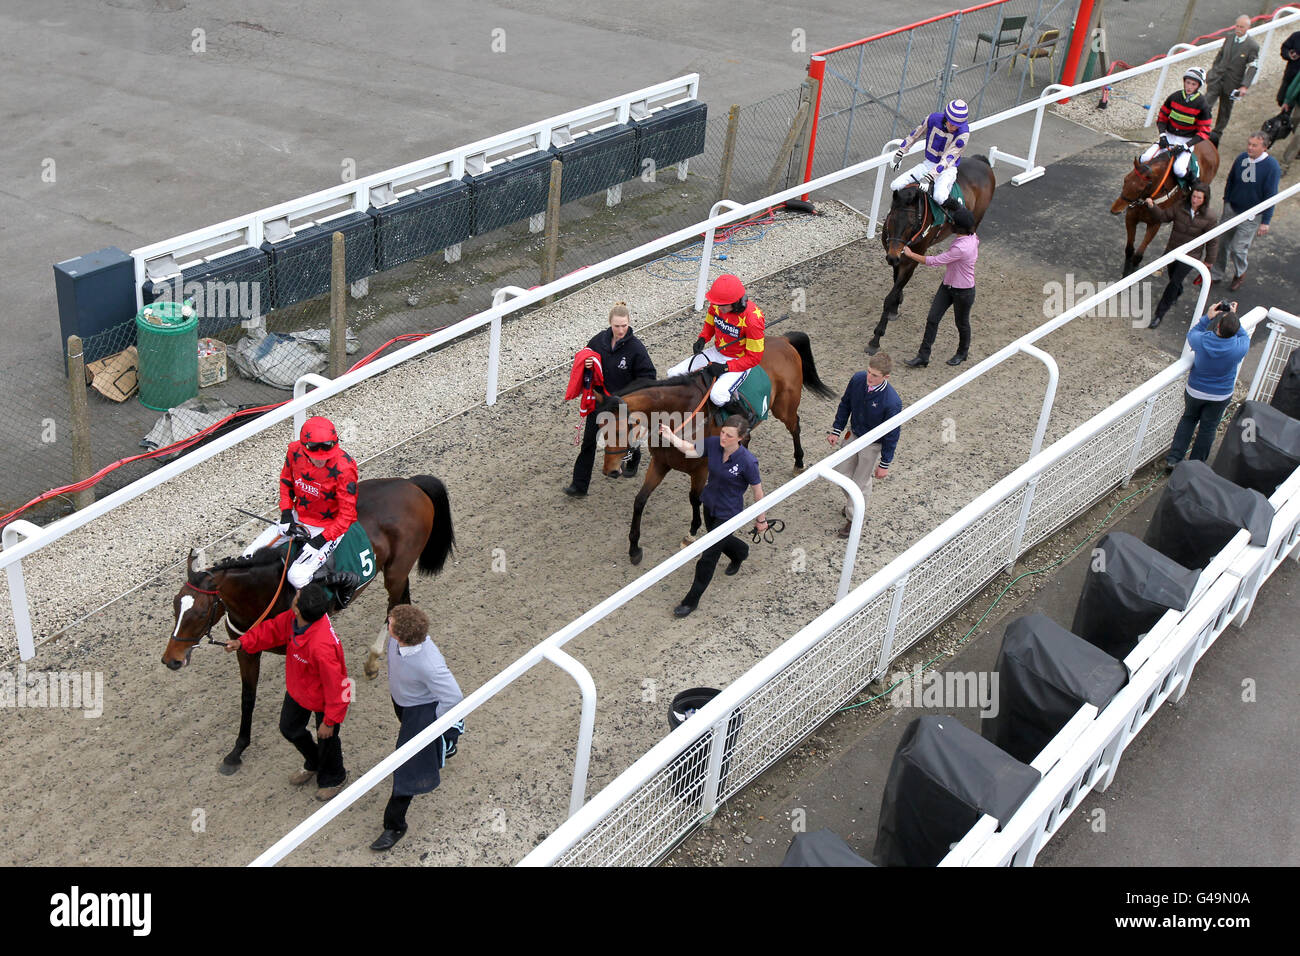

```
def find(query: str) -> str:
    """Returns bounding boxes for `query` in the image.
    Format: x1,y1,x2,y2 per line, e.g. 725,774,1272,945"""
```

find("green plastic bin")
135,301,198,411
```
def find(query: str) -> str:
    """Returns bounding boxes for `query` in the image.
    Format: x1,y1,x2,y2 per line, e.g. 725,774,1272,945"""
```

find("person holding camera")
1165,300,1251,472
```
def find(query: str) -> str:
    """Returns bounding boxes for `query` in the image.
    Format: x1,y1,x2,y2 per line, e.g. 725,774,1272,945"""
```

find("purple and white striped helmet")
945,99,969,125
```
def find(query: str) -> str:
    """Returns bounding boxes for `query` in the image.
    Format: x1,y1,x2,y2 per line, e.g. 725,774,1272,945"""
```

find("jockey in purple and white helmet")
890,99,972,212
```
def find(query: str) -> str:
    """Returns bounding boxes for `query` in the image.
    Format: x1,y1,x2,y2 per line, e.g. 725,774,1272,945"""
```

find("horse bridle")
1127,149,1180,209
177,579,229,647
883,191,933,248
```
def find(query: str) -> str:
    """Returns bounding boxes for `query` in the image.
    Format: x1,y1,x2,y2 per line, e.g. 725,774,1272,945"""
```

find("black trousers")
1167,392,1230,465
384,794,414,832
682,509,750,608
279,692,345,787
916,284,974,361
1155,260,1194,320
570,412,602,492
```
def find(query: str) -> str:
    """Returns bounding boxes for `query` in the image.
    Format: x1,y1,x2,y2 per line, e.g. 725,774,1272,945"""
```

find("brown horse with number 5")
161,475,454,775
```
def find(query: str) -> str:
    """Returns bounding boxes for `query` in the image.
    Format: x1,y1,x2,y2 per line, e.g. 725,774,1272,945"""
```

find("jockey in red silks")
244,416,362,604
666,274,765,417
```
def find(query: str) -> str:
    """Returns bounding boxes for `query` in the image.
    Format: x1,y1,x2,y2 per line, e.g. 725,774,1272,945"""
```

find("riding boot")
720,399,748,426
941,197,961,219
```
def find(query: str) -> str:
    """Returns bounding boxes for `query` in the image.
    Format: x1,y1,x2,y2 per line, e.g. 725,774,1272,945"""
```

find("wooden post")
65,335,94,510
329,231,347,378
717,105,742,204
765,90,813,197
792,77,821,195
1177,0,1199,45
543,158,563,302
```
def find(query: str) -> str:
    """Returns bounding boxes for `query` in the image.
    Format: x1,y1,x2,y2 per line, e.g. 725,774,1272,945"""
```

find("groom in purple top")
900,206,979,368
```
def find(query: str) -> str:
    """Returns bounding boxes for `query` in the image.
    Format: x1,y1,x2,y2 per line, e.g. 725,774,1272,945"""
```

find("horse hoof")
219,759,240,776
630,548,643,566
679,537,695,550
364,653,380,680
792,465,805,475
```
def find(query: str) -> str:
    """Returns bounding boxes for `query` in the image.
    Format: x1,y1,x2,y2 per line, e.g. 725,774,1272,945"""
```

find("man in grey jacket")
1205,16,1261,135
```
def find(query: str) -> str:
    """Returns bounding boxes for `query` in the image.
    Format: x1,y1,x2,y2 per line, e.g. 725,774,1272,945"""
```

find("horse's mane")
208,548,284,573
599,371,707,410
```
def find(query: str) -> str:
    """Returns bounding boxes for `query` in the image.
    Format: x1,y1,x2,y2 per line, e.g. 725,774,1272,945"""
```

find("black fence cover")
780,829,875,867
1212,400,1300,497
1071,532,1199,659
874,715,1040,867
982,613,1128,763
1145,460,1274,569
1271,347,1300,419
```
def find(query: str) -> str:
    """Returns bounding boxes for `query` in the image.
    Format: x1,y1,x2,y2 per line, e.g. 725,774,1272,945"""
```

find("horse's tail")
784,331,834,399
410,475,455,576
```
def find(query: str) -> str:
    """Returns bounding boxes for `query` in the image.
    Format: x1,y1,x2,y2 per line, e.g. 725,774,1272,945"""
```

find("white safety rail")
520,304,1296,867
129,75,701,304
1,28,1296,862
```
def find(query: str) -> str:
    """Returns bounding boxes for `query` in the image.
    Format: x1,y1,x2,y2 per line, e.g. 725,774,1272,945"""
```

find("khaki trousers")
835,440,882,519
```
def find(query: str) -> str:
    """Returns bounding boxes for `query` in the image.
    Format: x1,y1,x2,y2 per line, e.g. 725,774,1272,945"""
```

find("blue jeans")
1167,392,1230,466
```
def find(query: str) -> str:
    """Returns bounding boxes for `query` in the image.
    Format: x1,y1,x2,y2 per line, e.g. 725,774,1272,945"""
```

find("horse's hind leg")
221,648,261,775
365,574,410,680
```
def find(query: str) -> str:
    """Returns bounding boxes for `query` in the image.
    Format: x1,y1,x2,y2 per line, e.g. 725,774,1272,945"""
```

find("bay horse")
1111,140,1219,275
162,474,454,774
599,331,832,564
872,155,996,352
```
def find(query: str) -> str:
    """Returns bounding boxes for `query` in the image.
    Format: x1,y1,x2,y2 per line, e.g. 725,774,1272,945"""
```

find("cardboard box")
85,346,138,402
197,338,227,388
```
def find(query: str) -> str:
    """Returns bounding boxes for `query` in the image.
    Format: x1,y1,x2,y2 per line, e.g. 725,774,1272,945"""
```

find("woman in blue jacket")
1166,301,1251,470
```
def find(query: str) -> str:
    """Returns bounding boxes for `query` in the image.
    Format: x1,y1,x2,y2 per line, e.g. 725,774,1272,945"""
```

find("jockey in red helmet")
666,274,765,416
243,416,362,605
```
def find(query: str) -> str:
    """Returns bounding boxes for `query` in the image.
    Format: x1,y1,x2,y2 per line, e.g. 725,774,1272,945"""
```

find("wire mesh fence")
2,88,812,530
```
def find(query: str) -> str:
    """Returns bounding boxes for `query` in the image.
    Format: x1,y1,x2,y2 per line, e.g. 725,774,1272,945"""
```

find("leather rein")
177,543,293,648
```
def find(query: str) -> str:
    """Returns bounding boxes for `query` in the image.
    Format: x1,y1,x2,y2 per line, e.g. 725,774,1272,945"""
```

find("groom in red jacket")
226,582,351,800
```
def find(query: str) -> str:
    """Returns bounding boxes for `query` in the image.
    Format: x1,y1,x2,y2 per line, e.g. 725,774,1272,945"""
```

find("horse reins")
1128,150,1179,208
885,193,933,248
176,541,294,648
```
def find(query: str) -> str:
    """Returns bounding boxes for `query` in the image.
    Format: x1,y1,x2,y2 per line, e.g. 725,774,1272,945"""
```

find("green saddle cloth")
276,521,377,604
713,366,772,428
925,181,966,225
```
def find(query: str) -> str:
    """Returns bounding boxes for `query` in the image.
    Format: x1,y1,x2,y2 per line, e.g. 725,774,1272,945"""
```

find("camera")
1214,299,1233,315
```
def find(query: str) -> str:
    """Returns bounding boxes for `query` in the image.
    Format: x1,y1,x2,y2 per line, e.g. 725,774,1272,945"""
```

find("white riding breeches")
891,160,959,203
667,349,748,405
243,515,339,589
1141,135,1195,178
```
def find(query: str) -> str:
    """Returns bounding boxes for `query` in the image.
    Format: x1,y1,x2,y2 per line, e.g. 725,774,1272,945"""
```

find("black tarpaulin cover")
1071,532,1199,659
982,613,1129,763
780,829,875,867
1270,347,1300,419
1212,400,1300,496
874,715,1040,867
1145,460,1274,569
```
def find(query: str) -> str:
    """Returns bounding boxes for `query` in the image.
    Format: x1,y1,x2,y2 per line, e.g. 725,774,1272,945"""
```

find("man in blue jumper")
1166,301,1251,471
828,352,903,538
1212,132,1281,292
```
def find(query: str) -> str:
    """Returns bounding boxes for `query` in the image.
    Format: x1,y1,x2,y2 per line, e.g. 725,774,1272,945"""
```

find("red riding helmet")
299,416,342,458
705,274,747,307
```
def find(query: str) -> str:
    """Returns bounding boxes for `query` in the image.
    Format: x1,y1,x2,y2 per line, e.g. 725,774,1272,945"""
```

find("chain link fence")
4,88,811,529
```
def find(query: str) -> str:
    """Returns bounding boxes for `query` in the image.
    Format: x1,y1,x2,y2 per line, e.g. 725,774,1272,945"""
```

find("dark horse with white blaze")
1110,140,1219,276
871,155,996,352
162,475,454,774
598,331,832,564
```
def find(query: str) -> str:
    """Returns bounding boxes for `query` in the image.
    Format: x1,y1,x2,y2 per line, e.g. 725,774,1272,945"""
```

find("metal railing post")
2,520,43,660
892,32,915,142
821,466,868,601
542,646,597,817
1007,476,1040,572
840,46,866,170
873,577,910,680
1122,393,1159,485
292,373,332,437
489,286,529,407
940,14,962,113
870,140,905,238
694,201,744,311
1018,343,1060,457
698,715,732,817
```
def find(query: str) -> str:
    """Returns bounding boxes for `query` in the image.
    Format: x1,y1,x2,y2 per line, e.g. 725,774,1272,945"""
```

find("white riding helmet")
1183,67,1206,90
